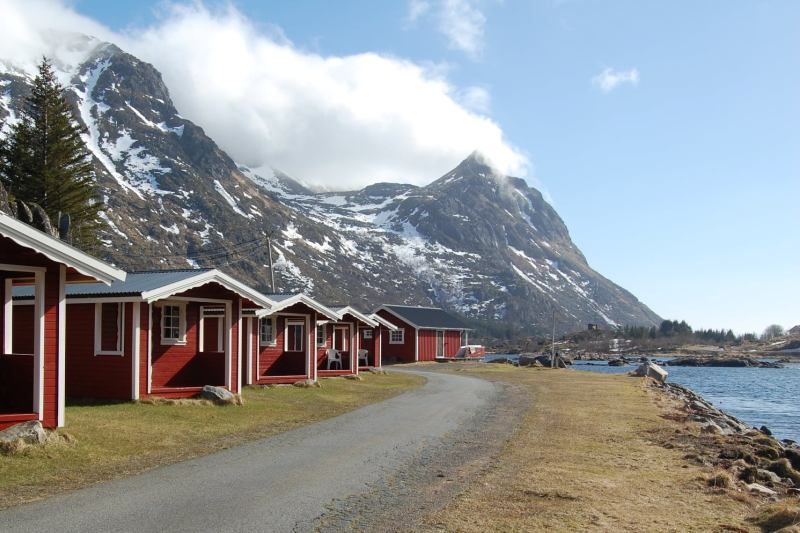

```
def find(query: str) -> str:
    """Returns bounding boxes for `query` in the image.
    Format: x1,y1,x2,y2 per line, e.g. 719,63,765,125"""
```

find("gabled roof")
260,293,339,321
329,305,379,327
377,305,469,330
369,313,399,331
14,268,272,309
0,212,126,285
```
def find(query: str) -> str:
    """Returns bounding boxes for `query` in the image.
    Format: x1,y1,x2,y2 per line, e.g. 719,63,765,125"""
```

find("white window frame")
94,302,124,356
316,324,327,347
285,320,305,353
199,306,225,352
389,329,405,344
159,302,187,345
260,317,276,346
362,329,373,340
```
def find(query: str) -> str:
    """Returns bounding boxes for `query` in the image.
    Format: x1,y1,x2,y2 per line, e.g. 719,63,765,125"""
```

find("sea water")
483,354,800,442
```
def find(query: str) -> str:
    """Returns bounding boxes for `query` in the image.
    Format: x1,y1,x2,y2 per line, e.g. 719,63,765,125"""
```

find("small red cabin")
14,269,271,402
316,306,379,376
375,305,475,363
0,213,125,429
241,294,339,385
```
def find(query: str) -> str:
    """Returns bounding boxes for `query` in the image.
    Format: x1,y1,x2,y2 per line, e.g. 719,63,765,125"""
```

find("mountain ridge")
0,36,661,337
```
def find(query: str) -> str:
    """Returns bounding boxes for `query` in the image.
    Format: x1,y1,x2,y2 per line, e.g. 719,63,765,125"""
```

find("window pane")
288,324,304,352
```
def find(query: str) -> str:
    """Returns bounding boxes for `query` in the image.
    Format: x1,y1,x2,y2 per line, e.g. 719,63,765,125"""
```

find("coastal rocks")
0,420,46,445
666,357,784,368
654,380,800,500
632,362,668,384
518,354,568,368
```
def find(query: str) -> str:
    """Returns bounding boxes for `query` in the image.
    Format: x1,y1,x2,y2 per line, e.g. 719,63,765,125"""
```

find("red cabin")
241,294,339,385
0,213,125,429
14,269,272,401
316,306,379,376
375,305,476,363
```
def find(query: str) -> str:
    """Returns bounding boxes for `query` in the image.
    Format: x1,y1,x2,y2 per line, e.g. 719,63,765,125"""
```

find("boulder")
0,420,46,445
344,374,363,381
293,379,320,388
632,362,668,383
199,385,235,404
745,482,777,496
757,469,782,484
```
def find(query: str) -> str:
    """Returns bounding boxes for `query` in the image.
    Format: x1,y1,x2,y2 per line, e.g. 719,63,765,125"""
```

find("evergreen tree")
0,57,103,249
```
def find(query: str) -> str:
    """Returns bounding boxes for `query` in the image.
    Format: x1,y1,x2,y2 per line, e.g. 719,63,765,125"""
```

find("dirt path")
0,368,523,533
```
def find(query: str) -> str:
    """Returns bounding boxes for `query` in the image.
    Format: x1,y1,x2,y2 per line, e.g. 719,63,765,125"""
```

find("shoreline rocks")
666,357,784,368
654,381,800,499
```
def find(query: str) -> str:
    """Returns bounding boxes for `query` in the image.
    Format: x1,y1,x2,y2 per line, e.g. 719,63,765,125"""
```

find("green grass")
0,372,424,509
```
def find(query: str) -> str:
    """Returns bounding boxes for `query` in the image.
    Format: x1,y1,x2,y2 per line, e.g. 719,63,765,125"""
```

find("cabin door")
334,326,348,353
436,331,445,359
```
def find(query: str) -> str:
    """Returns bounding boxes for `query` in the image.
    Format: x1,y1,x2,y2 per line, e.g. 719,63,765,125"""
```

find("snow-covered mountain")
0,37,660,337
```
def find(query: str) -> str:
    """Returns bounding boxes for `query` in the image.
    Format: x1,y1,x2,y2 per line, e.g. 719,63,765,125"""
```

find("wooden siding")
151,303,226,389
417,329,462,361
376,309,417,363
256,316,306,378
65,303,133,399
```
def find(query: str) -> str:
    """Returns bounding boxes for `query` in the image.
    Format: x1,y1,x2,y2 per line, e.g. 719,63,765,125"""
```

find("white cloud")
407,0,432,22
0,1,527,190
407,0,487,58
591,67,640,93
458,86,491,113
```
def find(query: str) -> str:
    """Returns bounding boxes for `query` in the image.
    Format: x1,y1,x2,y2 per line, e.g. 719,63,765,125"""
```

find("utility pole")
551,309,556,368
265,228,275,293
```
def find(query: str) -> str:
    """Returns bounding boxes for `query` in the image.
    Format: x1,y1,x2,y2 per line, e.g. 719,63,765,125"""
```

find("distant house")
14,269,272,401
243,294,340,385
1,212,126,429
375,305,471,362
789,325,800,336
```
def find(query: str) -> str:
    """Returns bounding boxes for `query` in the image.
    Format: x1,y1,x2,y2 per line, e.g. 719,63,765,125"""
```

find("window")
95,302,123,355
160,303,185,345
389,329,404,344
316,324,327,347
363,329,373,340
286,321,304,352
260,317,276,346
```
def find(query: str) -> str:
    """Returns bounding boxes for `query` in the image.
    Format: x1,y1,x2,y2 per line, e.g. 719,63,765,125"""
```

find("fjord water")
571,360,800,442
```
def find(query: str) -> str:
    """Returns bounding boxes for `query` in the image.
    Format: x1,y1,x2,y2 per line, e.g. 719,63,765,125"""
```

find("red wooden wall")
256,315,306,377
65,303,132,399
376,309,417,363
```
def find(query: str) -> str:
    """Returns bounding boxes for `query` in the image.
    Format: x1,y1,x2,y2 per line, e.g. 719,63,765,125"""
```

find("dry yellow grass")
424,366,756,532
0,372,423,509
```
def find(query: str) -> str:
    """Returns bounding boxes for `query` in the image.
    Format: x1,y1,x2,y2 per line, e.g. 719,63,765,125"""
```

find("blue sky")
67,1,800,333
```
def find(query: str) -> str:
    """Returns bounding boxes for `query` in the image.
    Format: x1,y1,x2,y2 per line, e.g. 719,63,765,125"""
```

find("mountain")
0,36,660,337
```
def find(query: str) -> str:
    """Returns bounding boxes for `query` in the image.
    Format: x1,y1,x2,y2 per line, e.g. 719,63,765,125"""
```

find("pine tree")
0,57,104,250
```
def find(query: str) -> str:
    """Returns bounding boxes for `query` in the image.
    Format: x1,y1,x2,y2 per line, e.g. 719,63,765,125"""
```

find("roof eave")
0,213,126,285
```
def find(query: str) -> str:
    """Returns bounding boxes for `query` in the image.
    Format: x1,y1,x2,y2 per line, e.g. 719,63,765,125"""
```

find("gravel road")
0,368,523,532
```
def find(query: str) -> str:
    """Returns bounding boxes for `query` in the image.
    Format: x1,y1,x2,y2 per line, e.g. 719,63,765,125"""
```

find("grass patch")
0,372,423,509
749,501,800,532
422,366,756,531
